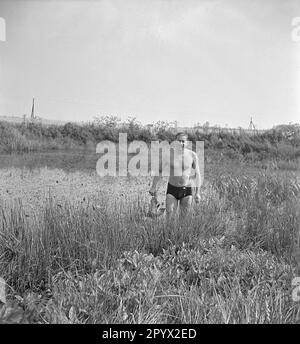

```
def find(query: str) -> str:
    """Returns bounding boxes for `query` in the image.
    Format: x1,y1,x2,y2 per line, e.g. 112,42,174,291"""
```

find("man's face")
177,135,188,148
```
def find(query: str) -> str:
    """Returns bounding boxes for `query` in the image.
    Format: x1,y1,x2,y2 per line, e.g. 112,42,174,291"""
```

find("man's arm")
149,175,162,196
192,152,202,203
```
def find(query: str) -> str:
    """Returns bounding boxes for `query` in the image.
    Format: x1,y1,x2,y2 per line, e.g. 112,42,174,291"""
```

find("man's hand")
194,193,201,204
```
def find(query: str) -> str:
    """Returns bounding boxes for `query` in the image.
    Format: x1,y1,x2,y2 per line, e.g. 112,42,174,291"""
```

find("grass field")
0,153,299,324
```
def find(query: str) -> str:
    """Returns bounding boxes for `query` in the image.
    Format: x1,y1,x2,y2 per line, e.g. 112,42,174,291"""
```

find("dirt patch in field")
0,168,170,214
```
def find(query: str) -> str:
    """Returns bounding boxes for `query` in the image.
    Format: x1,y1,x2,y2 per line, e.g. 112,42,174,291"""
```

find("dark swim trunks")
166,183,193,200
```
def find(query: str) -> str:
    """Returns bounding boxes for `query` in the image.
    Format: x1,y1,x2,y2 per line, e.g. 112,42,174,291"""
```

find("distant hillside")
0,115,67,126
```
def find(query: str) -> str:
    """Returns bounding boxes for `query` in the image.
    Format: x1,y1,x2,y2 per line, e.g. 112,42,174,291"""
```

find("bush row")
0,118,300,161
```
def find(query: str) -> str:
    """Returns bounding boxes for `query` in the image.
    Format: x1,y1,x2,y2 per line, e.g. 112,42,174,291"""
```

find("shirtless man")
149,132,201,218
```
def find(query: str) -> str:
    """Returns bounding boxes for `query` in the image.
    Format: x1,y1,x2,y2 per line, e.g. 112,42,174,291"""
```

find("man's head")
176,132,188,148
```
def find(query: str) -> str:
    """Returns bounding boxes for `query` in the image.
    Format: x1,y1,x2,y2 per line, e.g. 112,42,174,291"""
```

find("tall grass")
0,122,85,153
0,171,299,323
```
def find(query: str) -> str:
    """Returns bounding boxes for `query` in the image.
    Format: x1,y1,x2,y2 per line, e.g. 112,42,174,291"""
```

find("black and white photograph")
0,0,300,327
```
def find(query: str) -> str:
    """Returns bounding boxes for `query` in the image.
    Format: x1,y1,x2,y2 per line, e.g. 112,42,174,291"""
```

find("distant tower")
31,98,35,120
249,117,256,130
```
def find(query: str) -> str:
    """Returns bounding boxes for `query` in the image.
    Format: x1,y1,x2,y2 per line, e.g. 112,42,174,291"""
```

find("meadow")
0,148,299,324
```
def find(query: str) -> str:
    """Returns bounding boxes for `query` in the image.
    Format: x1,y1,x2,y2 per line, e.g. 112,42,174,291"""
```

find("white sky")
0,0,299,128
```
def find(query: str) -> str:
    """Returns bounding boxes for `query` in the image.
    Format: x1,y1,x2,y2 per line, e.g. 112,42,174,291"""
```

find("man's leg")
166,193,178,219
179,195,193,219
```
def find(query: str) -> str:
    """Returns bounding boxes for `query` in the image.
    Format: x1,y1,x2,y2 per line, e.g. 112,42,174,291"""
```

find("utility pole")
31,98,35,120
249,117,256,130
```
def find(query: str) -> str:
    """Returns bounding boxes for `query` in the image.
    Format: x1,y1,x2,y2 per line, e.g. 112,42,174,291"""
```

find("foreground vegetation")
0,165,299,323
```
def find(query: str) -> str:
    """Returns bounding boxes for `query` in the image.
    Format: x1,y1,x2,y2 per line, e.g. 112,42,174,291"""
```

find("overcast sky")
0,0,299,128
